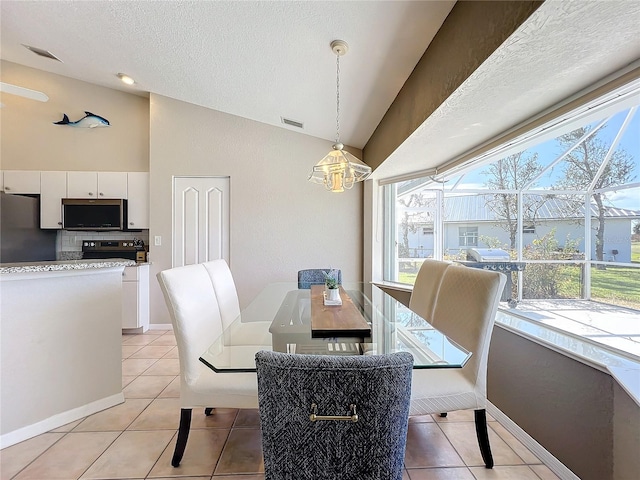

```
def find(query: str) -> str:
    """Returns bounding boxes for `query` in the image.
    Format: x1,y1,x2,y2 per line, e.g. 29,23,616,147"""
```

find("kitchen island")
0,259,135,448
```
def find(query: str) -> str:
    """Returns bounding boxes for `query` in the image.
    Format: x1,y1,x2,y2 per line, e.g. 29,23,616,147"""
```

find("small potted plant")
323,269,341,302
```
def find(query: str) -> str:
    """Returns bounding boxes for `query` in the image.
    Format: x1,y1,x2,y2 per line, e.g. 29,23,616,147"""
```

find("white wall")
149,94,363,325
1,267,124,445
419,219,634,262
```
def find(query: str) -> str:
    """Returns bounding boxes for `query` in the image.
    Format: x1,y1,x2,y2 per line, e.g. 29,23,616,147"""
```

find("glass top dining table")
199,282,471,373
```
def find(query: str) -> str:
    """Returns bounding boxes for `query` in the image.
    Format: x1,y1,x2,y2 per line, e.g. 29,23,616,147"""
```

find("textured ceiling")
374,0,640,180
0,0,455,149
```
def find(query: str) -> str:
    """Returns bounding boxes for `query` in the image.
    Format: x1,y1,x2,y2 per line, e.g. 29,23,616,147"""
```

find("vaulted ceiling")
0,0,455,149
1,1,639,181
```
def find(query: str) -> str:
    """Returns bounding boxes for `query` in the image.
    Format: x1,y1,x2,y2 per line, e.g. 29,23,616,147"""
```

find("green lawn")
398,262,640,310
632,241,640,263
398,272,417,285
590,265,640,309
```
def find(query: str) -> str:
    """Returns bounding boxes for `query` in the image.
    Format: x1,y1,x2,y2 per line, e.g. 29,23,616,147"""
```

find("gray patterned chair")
297,268,342,289
255,350,413,480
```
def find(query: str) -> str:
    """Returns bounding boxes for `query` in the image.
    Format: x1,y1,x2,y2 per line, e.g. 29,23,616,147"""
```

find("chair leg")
204,407,213,416
172,408,192,467
474,409,494,469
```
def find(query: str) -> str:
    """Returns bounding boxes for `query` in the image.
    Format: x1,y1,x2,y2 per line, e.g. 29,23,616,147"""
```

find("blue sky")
452,107,639,210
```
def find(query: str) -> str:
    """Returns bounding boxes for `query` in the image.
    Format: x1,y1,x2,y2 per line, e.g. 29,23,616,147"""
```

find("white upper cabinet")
3,171,41,194
67,172,127,198
98,172,127,198
67,172,98,198
40,171,67,229
3,169,149,230
127,172,149,229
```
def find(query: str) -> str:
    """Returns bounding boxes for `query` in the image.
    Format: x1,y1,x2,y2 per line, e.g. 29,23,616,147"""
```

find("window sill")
371,280,413,293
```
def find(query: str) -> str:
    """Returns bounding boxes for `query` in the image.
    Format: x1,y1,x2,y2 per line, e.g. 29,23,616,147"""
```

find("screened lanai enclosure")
383,79,639,357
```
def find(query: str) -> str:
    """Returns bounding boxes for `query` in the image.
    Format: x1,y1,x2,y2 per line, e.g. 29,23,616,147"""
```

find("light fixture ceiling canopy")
308,40,371,193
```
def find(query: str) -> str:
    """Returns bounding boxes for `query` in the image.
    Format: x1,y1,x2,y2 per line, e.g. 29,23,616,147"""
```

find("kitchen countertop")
0,258,136,274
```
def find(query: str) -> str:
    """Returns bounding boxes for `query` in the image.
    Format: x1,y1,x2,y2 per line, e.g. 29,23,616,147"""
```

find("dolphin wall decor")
54,111,110,128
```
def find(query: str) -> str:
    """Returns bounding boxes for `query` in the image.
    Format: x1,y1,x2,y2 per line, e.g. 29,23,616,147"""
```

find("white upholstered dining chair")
157,262,259,467
408,259,452,322
202,259,240,330
408,260,506,468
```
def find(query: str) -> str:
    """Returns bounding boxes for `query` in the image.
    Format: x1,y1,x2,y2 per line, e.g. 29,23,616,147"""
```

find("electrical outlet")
154,236,162,246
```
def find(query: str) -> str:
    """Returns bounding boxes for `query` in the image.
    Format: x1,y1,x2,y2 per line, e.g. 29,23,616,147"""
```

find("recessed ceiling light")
117,73,135,85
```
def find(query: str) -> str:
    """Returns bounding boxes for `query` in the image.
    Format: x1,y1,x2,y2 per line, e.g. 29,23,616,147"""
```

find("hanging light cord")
335,52,340,145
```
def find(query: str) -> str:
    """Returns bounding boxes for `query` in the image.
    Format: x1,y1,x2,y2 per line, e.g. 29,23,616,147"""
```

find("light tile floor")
1,329,561,480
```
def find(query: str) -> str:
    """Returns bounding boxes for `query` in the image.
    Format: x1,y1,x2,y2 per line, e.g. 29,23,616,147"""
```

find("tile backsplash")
57,230,149,259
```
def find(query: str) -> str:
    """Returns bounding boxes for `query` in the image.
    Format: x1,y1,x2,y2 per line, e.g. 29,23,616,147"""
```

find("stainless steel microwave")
62,198,127,231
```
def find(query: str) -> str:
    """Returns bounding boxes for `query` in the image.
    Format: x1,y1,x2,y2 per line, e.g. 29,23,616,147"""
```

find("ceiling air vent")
281,117,304,129
22,44,63,62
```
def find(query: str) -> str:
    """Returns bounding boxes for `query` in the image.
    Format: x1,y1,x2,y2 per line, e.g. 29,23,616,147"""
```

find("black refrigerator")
0,192,57,263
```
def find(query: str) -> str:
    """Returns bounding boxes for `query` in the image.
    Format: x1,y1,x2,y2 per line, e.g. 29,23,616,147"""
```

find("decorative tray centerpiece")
310,285,371,338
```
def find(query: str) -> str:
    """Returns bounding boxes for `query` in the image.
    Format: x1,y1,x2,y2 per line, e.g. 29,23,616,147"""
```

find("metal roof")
432,194,640,222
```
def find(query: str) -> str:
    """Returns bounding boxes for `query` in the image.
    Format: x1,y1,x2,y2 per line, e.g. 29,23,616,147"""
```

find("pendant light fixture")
308,40,371,192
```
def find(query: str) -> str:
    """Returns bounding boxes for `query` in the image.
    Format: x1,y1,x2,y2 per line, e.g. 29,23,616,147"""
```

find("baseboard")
487,401,580,480
0,393,124,449
148,323,173,331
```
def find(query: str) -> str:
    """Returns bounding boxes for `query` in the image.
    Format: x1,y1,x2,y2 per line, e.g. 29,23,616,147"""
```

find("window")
458,227,478,247
380,78,640,362
382,80,639,308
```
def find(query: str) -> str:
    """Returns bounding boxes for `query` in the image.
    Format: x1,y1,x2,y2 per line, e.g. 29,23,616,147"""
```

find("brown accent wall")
363,1,542,171
489,326,640,480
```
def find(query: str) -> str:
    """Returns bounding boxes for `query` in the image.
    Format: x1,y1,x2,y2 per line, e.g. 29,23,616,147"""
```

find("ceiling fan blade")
0,82,49,102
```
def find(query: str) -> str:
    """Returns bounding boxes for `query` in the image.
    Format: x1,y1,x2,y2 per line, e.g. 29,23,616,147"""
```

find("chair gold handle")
309,403,358,423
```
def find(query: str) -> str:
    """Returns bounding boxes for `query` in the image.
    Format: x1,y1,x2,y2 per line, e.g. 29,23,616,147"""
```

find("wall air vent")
281,117,304,129
22,44,63,62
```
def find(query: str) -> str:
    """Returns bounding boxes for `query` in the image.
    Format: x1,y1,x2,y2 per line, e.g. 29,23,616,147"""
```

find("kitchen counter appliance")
62,198,127,231
0,192,57,263
82,239,145,262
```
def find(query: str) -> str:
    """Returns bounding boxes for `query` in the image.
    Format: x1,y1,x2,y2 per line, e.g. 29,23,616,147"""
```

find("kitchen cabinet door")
127,172,149,229
40,171,67,228
67,171,127,198
67,171,98,198
3,170,41,194
98,172,127,198
122,265,149,331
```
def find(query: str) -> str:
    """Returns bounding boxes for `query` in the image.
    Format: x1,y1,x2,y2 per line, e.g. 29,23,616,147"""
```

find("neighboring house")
401,194,640,263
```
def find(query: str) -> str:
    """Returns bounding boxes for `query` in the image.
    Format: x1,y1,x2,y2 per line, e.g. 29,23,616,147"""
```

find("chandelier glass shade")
309,142,372,193
309,40,371,192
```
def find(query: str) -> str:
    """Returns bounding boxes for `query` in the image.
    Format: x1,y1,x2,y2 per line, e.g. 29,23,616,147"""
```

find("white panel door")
173,177,229,267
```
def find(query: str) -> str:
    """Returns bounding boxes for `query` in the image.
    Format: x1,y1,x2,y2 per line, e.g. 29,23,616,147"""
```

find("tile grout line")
75,331,174,480
7,329,556,480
